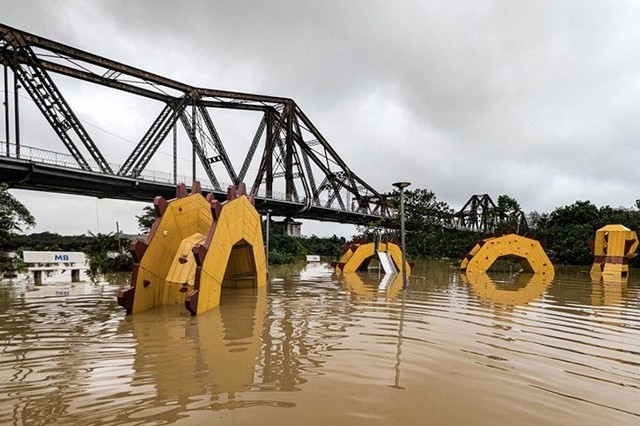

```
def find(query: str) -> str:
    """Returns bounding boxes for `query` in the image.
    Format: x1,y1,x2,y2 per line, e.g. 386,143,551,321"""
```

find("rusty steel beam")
2,24,291,105
199,99,276,112
238,113,267,184
197,105,238,185
0,22,389,219
179,110,221,190
3,44,111,172
119,97,189,176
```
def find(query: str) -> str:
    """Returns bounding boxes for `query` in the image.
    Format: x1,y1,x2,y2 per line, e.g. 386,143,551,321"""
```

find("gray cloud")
3,0,640,236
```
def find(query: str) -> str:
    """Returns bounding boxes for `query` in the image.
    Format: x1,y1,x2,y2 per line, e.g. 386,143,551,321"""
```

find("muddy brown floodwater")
0,260,639,425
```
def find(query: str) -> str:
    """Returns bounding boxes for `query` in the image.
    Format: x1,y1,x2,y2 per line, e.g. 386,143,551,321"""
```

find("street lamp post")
265,209,272,273
392,181,411,289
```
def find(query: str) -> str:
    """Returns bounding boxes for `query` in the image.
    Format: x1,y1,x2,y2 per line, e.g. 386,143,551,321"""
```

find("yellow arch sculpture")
117,182,266,315
332,241,411,275
460,234,554,279
186,184,267,315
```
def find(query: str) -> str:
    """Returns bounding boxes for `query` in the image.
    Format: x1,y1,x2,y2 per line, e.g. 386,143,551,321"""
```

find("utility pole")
393,181,411,289
265,209,272,274
4,65,9,156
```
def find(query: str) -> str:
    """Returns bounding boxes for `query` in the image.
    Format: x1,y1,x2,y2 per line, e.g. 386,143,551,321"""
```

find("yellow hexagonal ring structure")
460,234,554,279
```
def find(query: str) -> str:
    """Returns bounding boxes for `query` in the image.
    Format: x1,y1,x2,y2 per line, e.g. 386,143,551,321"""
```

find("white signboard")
306,255,321,263
23,251,86,264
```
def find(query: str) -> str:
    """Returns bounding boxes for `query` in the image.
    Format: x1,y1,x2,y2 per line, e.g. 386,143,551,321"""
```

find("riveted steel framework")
454,194,527,233
0,23,387,220
453,194,497,232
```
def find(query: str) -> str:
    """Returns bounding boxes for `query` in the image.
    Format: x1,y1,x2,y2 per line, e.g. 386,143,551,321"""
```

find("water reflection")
338,272,404,299
1,262,639,425
586,271,636,307
116,286,270,421
461,270,551,306
0,282,128,426
22,281,96,299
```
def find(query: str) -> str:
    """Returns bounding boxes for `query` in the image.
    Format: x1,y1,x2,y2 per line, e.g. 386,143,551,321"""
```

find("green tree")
371,188,471,258
532,201,600,265
493,194,527,234
136,205,156,233
84,233,133,280
401,188,454,230
0,184,36,272
0,184,35,240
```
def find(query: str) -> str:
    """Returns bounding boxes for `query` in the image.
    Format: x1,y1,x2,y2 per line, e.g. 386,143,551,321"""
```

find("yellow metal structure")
186,184,267,315
590,224,639,278
117,182,266,315
332,241,411,275
461,234,554,279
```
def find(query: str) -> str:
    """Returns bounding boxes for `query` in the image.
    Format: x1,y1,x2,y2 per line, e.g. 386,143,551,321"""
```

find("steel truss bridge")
0,24,388,224
453,194,527,233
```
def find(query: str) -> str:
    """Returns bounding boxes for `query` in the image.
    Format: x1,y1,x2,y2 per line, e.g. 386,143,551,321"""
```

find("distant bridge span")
0,24,388,225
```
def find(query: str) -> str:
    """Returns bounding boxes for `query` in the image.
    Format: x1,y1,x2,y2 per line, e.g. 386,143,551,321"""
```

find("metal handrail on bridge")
0,141,367,214
1,23,389,220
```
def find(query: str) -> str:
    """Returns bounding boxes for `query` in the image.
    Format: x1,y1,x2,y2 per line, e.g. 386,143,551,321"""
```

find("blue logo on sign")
54,254,70,261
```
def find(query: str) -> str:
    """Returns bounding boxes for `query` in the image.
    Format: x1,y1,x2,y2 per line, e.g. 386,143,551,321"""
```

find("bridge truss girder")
454,194,527,233
0,23,388,218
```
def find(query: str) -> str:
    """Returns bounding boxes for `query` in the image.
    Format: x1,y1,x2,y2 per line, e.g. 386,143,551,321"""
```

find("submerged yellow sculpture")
332,241,411,275
590,224,638,278
461,234,554,279
117,182,266,315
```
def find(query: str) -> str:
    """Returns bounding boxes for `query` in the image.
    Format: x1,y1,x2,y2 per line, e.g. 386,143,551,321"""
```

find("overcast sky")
2,1,640,237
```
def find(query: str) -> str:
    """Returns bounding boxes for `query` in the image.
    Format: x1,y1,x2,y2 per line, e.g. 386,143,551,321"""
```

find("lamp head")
392,181,411,190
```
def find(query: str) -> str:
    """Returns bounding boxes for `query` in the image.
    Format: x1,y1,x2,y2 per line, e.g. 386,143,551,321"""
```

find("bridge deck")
0,155,382,225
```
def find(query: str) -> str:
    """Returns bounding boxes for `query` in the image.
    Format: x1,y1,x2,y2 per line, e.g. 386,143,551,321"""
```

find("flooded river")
0,260,639,425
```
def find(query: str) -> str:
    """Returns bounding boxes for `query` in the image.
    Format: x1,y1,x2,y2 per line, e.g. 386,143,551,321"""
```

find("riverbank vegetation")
0,184,35,273
3,231,134,277
4,184,640,272
381,188,640,267
1,183,133,276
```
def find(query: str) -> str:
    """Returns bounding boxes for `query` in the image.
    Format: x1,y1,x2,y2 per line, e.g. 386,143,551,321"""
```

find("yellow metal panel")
163,232,206,305
341,243,374,272
122,184,267,316
194,195,266,315
131,267,164,313
127,191,214,314
338,242,411,275
461,234,554,278
590,224,639,279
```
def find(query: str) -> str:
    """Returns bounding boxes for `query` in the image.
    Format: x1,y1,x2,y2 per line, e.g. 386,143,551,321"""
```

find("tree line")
379,188,640,266
0,184,133,276
3,183,640,274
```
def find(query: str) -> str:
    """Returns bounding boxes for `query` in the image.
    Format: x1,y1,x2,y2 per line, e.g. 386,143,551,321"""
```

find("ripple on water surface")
0,261,639,425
